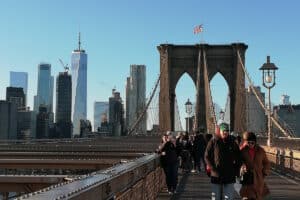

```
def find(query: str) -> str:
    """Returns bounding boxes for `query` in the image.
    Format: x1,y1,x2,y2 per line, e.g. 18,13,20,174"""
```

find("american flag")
194,24,203,34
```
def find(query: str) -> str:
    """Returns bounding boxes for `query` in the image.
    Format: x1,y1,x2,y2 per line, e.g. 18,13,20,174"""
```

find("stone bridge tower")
158,43,248,134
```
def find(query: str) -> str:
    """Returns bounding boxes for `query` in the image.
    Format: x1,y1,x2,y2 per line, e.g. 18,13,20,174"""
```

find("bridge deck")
157,170,300,200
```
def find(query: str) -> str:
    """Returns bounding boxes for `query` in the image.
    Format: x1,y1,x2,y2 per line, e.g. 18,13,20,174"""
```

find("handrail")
17,154,160,200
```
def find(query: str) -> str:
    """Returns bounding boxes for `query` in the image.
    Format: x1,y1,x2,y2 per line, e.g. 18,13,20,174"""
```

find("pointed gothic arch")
158,43,248,133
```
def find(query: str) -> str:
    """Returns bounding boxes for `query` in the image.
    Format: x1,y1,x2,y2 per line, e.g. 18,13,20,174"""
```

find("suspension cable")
203,50,217,128
223,93,230,124
174,96,183,131
236,50,292,137
128,73,161,135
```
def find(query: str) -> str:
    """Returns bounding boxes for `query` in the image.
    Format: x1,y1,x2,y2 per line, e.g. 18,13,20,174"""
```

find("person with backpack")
205,123,241,199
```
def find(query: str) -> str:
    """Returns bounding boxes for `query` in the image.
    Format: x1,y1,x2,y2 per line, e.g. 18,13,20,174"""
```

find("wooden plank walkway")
157,170,300,200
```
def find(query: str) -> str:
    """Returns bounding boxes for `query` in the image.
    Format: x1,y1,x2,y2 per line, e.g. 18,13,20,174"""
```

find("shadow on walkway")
157,170,300,200
157,171,239,200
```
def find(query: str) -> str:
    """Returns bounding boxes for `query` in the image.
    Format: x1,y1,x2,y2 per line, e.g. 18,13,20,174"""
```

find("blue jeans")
211,183,234,200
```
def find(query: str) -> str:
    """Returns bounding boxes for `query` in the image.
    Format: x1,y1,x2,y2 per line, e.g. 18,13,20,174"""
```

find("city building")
10,71,28,105
80,119,92,138
280,94,291,105
109,89,125,136
34,63,53,112
0,100,17,139
94,101,109,131
125,64,146,135
36,105,49,139
71,32,87,136
56,71,72,138
6,87,26,109
50,76,54,112
17,108,36,139
273,104,300,137
245,86,267,135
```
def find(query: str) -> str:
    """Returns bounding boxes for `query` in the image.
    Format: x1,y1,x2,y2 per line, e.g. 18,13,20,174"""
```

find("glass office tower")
10,71,28,105
35,63,52,112
71,33,87,136
94,101,109,131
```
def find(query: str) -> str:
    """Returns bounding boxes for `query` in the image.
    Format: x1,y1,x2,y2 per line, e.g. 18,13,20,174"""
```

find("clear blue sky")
1,0,299,128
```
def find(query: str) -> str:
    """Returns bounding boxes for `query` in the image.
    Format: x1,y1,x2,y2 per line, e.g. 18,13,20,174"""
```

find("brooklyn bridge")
0,43,299,200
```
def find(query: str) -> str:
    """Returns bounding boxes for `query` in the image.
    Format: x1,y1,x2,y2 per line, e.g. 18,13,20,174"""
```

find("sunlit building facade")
71,33,87,136
126,65,146,134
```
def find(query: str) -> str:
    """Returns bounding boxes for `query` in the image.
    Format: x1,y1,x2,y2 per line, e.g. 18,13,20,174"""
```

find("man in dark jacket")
205,123,241,200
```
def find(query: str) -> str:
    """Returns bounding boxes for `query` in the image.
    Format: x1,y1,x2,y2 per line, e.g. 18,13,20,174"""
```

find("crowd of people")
156,122,270,200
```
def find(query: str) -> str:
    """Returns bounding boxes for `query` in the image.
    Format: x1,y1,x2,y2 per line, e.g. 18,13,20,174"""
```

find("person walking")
180,133,193,173
157,132,169,181
239,132,270,200
193,132,206,172
159,132,179,194
205,123,241,200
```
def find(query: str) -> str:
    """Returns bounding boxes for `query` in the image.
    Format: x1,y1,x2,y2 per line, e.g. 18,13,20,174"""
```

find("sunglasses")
248,141,255,145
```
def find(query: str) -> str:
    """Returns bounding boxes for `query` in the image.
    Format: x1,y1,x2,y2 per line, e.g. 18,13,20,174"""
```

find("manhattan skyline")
1,0,300,125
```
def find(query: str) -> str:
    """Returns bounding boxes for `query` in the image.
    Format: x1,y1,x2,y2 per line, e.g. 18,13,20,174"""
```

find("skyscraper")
71,33,87,136
17,108,36,139
50,76,54,112
0,100,17,139
56,71,72,138
35,63,53,112
109,89,125,136
94,101,109,131
6,87,26,109
36,105,49,139
10,71,28,105
126,65,146,134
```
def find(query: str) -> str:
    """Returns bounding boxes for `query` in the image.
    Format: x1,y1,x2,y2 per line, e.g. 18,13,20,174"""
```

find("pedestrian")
205,122,241,200
176,132,184,171
157,132,169,180
159,132,179,194
193,132,206,172
239,132,270,200
180,133,193,173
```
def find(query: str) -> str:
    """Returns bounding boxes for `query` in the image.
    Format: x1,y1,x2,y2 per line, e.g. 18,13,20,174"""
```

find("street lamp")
259,56,278,146
185,98,193,133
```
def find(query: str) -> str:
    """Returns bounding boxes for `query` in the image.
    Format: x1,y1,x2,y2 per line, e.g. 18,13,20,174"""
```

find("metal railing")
17,153,162,200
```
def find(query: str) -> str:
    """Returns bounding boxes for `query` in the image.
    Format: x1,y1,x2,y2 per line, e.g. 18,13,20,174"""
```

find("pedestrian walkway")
157,170,300,199
157,171,239,199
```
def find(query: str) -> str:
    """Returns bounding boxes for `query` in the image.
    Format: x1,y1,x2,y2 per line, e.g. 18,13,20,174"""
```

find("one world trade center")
71,32,87,136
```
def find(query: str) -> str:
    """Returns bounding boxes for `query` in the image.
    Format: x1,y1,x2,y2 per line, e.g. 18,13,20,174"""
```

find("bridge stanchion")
279,149,285,171
276,149,280,166
289,150,294,171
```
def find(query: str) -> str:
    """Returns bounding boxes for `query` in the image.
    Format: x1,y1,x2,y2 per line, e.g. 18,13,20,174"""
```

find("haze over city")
1,0,300,126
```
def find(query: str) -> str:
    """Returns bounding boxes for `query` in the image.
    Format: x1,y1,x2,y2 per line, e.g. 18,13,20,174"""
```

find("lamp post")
185,98,193,133
259,56,278,147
